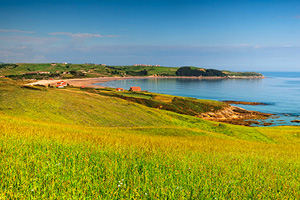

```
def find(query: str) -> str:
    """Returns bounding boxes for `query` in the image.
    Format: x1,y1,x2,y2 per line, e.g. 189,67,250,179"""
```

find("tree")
176,67,192,76
205,69,224,76
176,67,224,77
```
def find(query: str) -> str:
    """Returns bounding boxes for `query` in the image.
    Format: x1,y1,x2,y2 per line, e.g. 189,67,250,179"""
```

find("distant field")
0,80,299,199
0,63,179,77
0,63,263,80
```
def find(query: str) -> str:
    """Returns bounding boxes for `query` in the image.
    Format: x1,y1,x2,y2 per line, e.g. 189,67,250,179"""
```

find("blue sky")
1,0,300,71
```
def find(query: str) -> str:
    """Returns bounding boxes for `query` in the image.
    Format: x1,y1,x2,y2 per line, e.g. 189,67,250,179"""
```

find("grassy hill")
0,63,263,80
0,80,300,198
0,63,178,78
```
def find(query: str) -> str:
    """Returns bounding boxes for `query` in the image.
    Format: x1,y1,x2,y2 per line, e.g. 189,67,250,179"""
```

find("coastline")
27,77,149,88
26,75,278,126
27,75,265,88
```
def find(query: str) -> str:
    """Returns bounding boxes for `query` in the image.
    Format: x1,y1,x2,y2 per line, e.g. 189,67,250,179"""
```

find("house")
51,63,57,66
129,86,141,92
57,81,67,87
78,70,87,73
56,85,64,89
38,71,50,74
116,88,124,91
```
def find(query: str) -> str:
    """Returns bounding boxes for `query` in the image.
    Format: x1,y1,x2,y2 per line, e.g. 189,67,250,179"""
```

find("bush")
176,67,224,77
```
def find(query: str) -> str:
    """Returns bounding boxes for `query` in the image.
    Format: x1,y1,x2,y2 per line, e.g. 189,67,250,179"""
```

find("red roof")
57,81,67,85
129,86,141,91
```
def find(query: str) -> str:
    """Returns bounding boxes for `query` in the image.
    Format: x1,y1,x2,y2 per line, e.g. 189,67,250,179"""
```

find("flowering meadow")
0,81,300,199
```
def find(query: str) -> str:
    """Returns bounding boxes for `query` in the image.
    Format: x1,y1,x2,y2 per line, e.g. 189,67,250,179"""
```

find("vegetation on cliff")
175,66,225,77
0,63,263,80
80,87,271,126
175,66,263,77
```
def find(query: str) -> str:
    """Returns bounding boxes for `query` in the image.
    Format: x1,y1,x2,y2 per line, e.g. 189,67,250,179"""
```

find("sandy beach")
27,75,264,88
27,77,150,88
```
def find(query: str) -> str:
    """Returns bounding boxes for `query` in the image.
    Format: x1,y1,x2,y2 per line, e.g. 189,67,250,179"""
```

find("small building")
116,88,124,91
61,81,67,86
129,86,141,92
38,71,50,74
78,70,87,73
57,81,67,87
56,85,64,89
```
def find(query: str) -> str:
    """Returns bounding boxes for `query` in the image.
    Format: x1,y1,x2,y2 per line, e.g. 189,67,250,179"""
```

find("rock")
199,105,273,126
263,122,273,126
291,120,300,123
223,100,268,105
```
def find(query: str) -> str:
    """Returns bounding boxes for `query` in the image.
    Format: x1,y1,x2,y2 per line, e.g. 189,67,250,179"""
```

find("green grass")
120,92,153,99
0,63,263,78
0,63,178,77
0,81,300,198
82,88,227,117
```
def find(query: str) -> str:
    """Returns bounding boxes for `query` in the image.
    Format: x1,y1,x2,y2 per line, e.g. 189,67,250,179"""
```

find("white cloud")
48,32,73,36
0,36,60,44
49,32,119,38
0,29,35,34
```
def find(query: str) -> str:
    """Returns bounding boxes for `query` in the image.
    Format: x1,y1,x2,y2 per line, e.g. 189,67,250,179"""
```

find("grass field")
1,81,300,199
0,63,179,77
0,63,263,79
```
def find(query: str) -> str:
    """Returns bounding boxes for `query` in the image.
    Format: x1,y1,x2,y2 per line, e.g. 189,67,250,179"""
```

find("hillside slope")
1,81,300,199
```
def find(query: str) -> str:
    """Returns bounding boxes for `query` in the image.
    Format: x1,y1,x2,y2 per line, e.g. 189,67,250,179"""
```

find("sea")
96,72,300,126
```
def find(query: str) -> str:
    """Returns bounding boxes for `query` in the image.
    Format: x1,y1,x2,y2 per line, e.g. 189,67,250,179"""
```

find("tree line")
175,67,224,77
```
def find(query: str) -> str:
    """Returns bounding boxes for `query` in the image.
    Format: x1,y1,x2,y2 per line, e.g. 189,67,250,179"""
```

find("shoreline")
26,75,284,126
27,75,264,88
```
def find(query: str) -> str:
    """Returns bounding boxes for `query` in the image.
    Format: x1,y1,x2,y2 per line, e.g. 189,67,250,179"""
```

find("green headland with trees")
0,63,263,80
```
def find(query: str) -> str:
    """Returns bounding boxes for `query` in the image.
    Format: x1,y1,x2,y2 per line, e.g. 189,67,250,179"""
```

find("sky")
1,0,300,71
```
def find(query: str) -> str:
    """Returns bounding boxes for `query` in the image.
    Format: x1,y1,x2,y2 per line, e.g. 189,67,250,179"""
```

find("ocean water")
97,72,300,126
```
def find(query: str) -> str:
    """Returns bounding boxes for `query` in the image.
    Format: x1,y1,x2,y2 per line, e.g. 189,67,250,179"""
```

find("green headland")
0,63,263,80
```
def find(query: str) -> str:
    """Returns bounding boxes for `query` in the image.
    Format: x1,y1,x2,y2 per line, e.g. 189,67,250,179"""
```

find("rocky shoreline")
222,101,269,105
200,105,273,126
